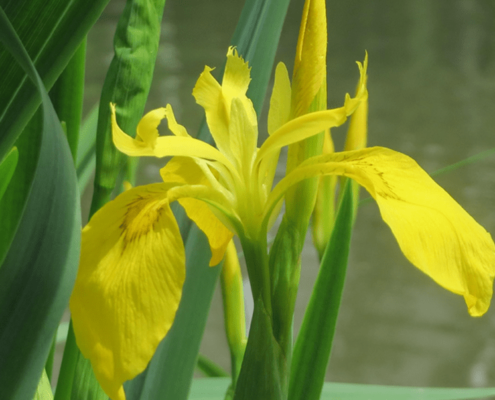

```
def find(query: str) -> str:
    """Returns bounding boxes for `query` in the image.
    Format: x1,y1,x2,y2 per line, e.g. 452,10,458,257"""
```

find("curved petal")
111,104,233,168
266,147,495,316
257,57,368,165
344,57,368,151
70,184,185,400
160,158,234,265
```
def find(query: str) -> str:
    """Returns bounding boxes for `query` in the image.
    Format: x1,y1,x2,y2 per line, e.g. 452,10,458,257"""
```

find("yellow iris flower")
70,47,495,400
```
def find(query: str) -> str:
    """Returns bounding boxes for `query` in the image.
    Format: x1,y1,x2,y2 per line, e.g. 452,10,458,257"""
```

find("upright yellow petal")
70,184,185,400
268,62,292,136
291,0,327,118
160,158,234,265
267,147,495,315
192,47,256,163
229,97,257,174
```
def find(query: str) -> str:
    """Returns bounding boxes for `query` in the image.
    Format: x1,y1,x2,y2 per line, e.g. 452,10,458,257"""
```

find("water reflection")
84,0,495,390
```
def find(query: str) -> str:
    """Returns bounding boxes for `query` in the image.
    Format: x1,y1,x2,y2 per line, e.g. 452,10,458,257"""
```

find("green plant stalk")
54,322,78,400
288,181,354,400
89,0,167,216
268,85,327,384
196,354,230,378
220,243,247,386
44,336,56,382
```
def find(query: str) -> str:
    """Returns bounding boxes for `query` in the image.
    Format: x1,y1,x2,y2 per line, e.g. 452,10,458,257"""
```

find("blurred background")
82,0,495,390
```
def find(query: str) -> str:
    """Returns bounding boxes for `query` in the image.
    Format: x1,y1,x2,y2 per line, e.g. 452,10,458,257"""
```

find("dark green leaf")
0,8,81,400
0,0,110,161
233,298,284,400
0,146,18,200
289,181,354,400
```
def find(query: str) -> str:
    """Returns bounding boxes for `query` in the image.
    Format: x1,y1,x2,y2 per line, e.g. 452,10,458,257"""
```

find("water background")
82,0,495,390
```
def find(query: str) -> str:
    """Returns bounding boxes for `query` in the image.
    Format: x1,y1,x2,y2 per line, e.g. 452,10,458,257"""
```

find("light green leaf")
189,378,495,400
0,7,81,400
33,370,54,400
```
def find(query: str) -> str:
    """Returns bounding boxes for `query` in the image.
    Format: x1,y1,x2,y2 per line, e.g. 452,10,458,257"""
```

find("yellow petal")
229,97,257,173
179,198,234,266
111,104,233,167
70,184,185,400
257,59,367,165
136,107,167,145
268,62,292,135
291,0,327,118
160,158,234,265
192,48,256,162
222,47,251,102
267,147,495,315
344,57,368,151
192,65,231,156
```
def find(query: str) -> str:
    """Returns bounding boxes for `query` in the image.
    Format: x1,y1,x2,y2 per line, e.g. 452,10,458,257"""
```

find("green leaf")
289,181,354,400
196,355,230,378
89,0,168,214
33,370,54,400
188,378,495,400
70,355,108,400
76,105,98,192
0,0,110,162
125,0,291,398
0,7,81,400
0,146,18,201
233,298,284,400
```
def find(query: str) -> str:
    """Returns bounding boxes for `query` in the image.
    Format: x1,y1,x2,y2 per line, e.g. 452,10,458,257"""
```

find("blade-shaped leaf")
0,146,18,200
0,7,81,400
288,181,354,400
188,378,495,400
0,0,110,161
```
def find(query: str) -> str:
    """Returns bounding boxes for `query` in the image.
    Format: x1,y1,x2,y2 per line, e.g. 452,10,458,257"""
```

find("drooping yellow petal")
266,147,495,316
70,184,185,400
160,158,234,265
268,62,292,135
291,0,327,118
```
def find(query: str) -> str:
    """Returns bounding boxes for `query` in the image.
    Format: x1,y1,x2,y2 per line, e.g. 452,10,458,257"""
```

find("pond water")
84,0,495,391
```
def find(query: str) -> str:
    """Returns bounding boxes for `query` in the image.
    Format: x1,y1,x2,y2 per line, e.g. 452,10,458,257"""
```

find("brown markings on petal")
120,194,169,249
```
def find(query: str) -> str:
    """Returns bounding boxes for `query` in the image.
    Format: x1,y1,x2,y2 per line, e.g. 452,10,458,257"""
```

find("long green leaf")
124,1,291,399
34,370,54,400
0,7,81,400
76,105,98,193
188,378,495,400
0,146,18,200
0,0,110,161
289,181,354,400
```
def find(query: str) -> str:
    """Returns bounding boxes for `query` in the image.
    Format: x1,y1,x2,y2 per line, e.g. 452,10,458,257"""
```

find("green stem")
54,322,78,400
220,242,247,386
238,235,272,317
